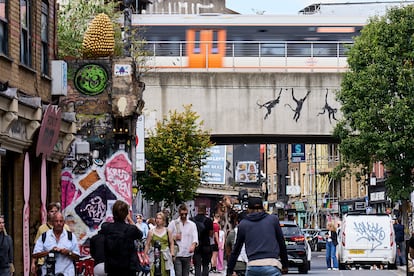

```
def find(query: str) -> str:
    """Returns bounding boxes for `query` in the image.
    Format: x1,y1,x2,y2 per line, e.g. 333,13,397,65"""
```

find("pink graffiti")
105,152,132,205
61,171,81,210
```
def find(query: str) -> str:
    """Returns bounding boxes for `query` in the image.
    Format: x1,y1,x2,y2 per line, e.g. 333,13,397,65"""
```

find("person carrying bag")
144,212,175,276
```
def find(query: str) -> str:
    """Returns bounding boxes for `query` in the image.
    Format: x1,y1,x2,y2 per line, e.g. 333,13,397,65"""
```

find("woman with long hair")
325,221,339,271
144,212,175,276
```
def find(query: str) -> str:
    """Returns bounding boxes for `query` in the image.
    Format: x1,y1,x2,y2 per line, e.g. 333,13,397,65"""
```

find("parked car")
280,221,311,274
315,229,328,251
302,229,318,251
337,213,396,270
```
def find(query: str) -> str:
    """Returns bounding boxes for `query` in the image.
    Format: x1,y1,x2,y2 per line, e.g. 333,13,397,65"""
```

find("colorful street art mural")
61,150,132,256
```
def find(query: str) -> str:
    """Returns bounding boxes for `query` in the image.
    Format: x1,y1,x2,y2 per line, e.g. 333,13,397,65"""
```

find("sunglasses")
180,213,188,216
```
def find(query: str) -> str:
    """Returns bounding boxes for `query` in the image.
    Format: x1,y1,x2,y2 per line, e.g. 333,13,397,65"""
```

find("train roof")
131,14,369,27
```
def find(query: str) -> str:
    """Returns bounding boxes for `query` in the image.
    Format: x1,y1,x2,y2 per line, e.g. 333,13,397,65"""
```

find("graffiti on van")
353,221,386,250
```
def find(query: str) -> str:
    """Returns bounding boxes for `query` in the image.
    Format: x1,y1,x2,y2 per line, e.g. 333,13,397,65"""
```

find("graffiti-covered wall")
60,58,144,255
61,151,132,255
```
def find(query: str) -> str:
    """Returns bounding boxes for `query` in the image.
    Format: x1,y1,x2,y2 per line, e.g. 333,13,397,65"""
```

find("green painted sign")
74,64,108,95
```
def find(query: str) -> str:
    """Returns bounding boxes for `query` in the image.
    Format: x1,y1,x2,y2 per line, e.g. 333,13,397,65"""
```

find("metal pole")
314,144,318,229
123,1,132,57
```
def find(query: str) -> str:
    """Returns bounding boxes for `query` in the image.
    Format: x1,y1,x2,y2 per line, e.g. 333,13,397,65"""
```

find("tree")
334,6,414,201
57,0,122,58
138,105,213,206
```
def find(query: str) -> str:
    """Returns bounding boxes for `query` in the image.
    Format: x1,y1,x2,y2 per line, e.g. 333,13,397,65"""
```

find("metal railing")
138,40,354,72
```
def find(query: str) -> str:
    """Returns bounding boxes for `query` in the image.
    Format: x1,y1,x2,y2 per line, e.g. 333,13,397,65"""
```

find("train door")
186,29,226,68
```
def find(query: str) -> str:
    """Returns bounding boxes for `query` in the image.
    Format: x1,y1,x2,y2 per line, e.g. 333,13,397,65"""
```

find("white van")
337,213,396,270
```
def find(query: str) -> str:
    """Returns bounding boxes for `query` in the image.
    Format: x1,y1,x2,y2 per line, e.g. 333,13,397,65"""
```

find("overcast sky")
225,0,410,14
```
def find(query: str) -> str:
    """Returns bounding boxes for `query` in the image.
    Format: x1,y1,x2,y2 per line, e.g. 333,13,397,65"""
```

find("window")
20,0,32,66
0,0,8,55
193,30,200,54
211,30,218,54
273,174,277,193
261,43,285,57
41,1,48,74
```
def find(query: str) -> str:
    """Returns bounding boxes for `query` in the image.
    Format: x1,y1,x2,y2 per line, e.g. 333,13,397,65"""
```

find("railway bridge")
141,71,344,144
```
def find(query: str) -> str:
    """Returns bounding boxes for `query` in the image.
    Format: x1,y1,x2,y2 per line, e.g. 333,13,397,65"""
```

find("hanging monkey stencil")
284,89,311,122
318,88,338,124
256,88,283,120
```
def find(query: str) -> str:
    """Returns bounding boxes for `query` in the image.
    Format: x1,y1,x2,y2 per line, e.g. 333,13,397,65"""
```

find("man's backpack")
42,230,72,243
191,216,207,239
104,226,132,268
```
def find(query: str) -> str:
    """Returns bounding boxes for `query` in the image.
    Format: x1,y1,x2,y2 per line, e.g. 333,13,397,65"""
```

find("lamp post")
314,144,318,229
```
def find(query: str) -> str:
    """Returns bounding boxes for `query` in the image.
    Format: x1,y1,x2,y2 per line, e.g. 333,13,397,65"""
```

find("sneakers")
328,268,332,270
333,268,338,271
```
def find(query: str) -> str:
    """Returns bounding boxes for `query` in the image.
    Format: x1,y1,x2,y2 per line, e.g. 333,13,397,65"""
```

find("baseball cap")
248,197,263,209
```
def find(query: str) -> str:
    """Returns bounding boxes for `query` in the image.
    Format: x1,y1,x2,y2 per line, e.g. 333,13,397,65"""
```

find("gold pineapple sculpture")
82,13,115,58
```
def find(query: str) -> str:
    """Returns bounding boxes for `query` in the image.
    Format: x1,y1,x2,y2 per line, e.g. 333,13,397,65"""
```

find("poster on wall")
201,145,226,184
235,161,258,183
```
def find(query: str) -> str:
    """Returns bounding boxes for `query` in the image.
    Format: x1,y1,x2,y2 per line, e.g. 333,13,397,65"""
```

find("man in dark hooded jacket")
227,197,288,276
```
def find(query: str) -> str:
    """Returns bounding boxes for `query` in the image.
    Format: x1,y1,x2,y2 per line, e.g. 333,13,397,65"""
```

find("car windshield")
281,225,301,236
318,229,328,236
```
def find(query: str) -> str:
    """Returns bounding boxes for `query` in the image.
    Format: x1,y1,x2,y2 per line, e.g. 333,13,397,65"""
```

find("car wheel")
298,261,309,274
317,245,321,252
339,262,346,270
388,262,397,270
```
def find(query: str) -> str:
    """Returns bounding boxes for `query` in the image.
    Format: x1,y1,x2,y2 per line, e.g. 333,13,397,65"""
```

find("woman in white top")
136,214,149,239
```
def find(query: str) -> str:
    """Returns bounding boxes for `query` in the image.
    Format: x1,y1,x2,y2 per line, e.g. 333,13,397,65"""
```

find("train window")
313,43,334,57
194,30,200,54
212,30,218,54
288,43,311,57
261,43,285,57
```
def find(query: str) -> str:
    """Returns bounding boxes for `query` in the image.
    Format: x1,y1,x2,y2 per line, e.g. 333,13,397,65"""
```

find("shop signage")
36,105,62,158
291,144,305,162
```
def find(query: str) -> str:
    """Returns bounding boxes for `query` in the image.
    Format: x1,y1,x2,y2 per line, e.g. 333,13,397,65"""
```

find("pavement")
398,264,406,275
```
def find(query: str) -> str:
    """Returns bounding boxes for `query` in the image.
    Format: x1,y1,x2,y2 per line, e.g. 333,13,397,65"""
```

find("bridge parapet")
142,72,344,143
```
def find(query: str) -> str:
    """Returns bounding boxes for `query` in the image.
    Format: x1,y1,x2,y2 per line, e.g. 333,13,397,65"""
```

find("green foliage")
334,6,414,200
57,0,123,58
137,105,213,207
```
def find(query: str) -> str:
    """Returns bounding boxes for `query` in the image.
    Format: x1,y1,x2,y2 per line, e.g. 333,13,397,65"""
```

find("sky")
225,0,409,14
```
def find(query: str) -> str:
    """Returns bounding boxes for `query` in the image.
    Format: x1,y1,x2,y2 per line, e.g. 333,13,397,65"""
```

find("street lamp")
314,144,318,229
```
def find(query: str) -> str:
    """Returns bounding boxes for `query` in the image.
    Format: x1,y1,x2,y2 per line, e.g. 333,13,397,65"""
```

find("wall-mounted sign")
235,161,258,183
114,64,132,76
135,115,145,171
291,144,305,163
74,63,108,96
201,145,226,184
36,105,62,158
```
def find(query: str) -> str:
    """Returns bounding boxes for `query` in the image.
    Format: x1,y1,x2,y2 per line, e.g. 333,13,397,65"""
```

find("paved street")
204,251,407,275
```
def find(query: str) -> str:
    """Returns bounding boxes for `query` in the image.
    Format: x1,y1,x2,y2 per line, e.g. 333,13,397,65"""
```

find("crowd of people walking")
3,197,407,276
26,196,290,276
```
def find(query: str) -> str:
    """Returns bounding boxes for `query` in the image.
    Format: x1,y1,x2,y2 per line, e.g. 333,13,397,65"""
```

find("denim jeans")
193,248,212,276
174,256,192,276
397,241,407,266
246,265,282,276
326,241,338,269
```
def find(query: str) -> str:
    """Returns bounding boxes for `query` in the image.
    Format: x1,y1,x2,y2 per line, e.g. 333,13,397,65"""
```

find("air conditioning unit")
51,60,68,96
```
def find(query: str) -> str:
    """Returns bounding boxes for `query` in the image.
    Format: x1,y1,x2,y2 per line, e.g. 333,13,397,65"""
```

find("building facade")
0,0,76,274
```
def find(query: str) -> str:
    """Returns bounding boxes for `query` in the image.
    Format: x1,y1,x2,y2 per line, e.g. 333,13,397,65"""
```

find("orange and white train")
131,14,367,72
